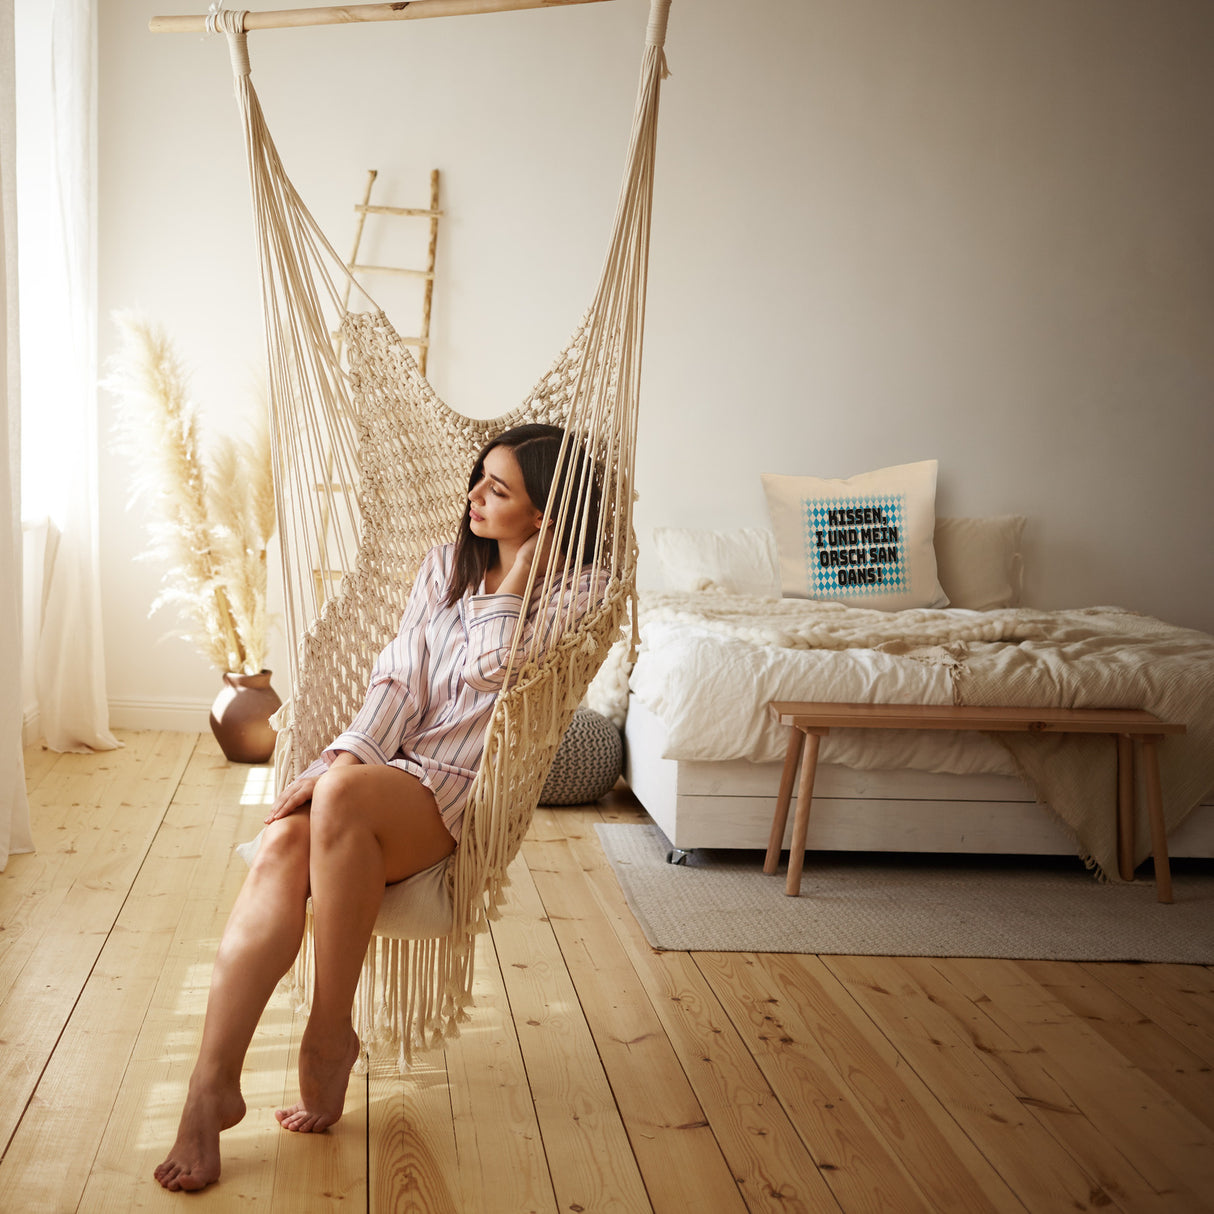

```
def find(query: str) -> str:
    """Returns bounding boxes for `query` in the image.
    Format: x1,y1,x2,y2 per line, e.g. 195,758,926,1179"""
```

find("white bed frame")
624,698,1214,860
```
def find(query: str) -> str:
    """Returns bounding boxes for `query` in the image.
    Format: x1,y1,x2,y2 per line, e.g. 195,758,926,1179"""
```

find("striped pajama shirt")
303,543,598,842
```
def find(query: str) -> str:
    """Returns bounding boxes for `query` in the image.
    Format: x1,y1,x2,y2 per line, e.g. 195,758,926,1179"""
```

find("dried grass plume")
106,312,276,674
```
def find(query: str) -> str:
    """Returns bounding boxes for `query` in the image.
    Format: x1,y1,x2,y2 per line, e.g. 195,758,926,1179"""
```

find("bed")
590,512,1214,879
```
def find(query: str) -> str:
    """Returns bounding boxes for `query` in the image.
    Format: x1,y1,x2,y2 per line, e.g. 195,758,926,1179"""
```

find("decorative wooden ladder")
315,169,444,601
337,167,442,375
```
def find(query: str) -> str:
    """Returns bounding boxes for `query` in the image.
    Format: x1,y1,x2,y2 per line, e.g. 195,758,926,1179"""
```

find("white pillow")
933,515,1026,610
651,526,781,597
762,460,948,611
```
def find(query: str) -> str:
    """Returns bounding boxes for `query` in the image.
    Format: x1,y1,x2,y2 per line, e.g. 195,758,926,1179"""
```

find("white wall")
98,0,1214,728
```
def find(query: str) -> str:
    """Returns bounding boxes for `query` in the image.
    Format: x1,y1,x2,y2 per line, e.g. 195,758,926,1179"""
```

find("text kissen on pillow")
762,460,948,611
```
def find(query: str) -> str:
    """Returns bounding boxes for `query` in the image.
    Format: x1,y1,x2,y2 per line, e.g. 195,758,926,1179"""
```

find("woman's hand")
264,752,363,824
265,774,319,824
514,518,558,574
495,519,561,599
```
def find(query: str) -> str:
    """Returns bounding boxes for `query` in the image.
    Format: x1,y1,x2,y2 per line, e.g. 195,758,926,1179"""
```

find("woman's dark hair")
444,423,602,606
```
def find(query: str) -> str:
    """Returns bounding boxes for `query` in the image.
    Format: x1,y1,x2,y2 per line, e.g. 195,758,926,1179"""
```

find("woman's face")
467,445,544,546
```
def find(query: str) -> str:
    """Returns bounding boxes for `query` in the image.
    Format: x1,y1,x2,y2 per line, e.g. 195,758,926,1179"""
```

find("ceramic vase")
209,669,282,764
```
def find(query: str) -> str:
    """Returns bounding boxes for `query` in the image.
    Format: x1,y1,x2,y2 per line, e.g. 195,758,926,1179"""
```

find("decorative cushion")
651,526,781,597
762,460,948,611
933,515,1027,610
540,706,624,805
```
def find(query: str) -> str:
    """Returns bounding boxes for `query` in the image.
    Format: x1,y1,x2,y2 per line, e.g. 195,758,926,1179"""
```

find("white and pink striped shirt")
305,543,600,842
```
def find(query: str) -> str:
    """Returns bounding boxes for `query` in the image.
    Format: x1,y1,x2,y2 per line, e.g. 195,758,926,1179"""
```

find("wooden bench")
763,701,1187,903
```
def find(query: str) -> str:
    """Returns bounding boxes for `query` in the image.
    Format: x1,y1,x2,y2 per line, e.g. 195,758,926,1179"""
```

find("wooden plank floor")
2,731,1212,1212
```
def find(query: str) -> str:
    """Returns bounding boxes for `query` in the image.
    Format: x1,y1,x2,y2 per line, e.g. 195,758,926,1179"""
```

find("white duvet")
628,618,1018,775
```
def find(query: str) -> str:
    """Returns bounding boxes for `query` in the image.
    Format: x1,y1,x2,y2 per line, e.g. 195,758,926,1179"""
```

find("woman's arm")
463,552,601,692
459,523,558,691
315,548,443,768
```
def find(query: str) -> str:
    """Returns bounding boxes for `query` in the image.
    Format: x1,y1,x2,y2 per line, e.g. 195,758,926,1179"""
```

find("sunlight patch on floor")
240,766,275,806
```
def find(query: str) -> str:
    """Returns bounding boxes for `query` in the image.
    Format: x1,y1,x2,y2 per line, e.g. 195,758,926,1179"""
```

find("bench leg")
1116,733,1134,882
785,731,822,897
765,728,806,875
1137,736,1173,904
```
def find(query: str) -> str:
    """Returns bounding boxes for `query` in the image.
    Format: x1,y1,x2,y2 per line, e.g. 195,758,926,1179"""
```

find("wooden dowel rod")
149,0,610,35
356,203,444,218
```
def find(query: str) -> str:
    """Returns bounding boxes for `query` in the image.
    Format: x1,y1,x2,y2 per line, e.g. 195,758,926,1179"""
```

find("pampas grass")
106,312,276,675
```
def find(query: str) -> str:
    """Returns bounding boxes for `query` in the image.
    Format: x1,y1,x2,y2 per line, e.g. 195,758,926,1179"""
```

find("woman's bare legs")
276,764,455,1132
155,813,312,1191
155,764,454,1190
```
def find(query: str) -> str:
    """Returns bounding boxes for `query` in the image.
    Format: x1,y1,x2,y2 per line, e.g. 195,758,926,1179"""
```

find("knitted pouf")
540,706,624,806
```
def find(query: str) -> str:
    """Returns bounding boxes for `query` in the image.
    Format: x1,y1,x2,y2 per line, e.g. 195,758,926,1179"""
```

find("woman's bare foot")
154,1080,246,1191
275,1026,361,1133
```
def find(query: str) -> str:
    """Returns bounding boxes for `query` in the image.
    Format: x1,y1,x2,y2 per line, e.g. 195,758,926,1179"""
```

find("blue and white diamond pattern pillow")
762,460,948,611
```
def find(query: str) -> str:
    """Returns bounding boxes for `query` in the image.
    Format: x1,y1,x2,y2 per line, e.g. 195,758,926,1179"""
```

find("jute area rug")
595,823,1214,963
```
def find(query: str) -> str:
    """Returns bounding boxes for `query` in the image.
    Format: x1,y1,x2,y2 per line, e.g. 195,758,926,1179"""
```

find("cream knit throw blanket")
624,592,1214,880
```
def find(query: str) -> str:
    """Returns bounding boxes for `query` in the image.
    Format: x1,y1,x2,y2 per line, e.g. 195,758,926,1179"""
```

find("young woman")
155,424,599,1192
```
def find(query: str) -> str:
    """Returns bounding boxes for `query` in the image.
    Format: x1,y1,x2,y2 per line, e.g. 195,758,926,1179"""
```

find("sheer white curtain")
2,1,34,871
26,0,117,753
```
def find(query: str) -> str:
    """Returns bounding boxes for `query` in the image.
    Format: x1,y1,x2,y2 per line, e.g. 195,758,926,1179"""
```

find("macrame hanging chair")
205,0,672,1066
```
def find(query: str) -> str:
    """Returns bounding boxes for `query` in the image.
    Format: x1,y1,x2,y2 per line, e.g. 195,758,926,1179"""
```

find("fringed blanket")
605,592,1214,881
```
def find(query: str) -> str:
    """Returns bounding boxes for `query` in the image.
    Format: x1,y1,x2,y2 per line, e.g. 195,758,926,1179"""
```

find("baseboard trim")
107,697,212,733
